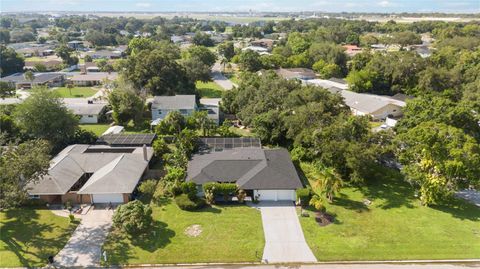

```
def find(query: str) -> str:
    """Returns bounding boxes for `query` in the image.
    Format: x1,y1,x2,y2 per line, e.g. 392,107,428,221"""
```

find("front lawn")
196,81,224,98
79,124,111,136
298,162,480,261
102,200,264,265
0,209,78,267
53,87,97,98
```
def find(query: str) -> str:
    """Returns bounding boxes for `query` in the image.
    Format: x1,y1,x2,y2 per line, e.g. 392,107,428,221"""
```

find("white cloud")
135,2,151,8
378,0,391,7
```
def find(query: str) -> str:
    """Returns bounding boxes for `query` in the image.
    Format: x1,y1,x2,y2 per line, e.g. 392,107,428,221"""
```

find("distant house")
250,38,274,50
85,49,123,59
17,47,55,57
304,78,407,120
27,144,153,204
341,90,406,120
63,98,107,123
67,40,85,50
200,98,221,125
151,95,197,125
275,68,316,80
342,44,363,57
242,46,270,55
0,73,65,89
187,139,303,201
70,72,118,86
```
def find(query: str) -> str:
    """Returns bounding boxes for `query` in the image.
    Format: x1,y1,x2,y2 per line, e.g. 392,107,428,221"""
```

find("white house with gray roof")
27,144,153,204
304,78,406,120
187,147,303,201
63,98,108,123
151,95,197,125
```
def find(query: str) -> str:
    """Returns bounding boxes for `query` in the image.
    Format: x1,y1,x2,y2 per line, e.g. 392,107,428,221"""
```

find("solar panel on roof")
96,133,156,145
197,137,261,151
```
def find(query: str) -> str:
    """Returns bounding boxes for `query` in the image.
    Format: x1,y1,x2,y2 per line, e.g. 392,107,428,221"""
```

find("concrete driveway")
255,201,317,263
54,209,113,267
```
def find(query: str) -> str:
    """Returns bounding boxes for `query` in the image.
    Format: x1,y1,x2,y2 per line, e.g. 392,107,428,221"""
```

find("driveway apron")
54,209,113,267
256,201,317,263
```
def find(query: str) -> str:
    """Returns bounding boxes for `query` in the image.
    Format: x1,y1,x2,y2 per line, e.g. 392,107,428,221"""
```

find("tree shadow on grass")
358,166,416,209
130,220,175,252
102,230,136,266
430,197,480,221
333,196,370,213
1,208,77,267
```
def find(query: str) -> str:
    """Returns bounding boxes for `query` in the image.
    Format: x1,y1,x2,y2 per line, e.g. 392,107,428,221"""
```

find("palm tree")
313,165,343,203
24,70,35,87
220,57,228,72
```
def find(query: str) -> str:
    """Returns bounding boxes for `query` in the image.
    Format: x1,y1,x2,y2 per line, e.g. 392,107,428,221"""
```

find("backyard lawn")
79,124,111,136
102,200,264,265
53,87,97,98
196,81,224,98
0,209,78,267
298,162,480,261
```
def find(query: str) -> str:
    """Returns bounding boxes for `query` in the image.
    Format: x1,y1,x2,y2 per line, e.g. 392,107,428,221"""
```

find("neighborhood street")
211,62,236,90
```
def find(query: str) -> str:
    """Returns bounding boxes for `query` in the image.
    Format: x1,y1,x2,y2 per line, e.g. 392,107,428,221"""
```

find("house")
79,62,101,73
250,38,274,50
342,44,363,57
199,98,221,125
276,68,316,80
27,144,154,204
242,46,270,55
63,98,107,123
85,49,123,59
0,72,65,89
151,95,197,125
69,72,118,86
304,78,407,120
341,90,406,120
187,139,303,201
67,40,85,50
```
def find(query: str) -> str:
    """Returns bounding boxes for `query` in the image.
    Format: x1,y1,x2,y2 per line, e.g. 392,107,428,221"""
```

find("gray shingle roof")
63,98,107,115
151,95,197,110
186,148,303,190
27,145,153,195
0,73,64,84
341,90,406,114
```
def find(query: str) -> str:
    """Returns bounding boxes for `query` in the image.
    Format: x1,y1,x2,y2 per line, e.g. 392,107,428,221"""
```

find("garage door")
92,194,124,204
255,190,296,201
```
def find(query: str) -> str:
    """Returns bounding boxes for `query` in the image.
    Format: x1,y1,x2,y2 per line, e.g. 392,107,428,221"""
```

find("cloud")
135,2,151,8
378,0,391,7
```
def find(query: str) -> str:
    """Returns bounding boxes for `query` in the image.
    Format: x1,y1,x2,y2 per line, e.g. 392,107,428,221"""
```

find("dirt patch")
315,212,335,226
184,224,202,237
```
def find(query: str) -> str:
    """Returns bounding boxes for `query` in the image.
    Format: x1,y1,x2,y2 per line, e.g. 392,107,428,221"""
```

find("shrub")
203,182,237,201
152,137,169,158
310,194,326,212
68,214,75,222
175,194,206,211
237,189,247,203
180,181,198,200
113,200,153,234
296,188,312,207
138,179,157,201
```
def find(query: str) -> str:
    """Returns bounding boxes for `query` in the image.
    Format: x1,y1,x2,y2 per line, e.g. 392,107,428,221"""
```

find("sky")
1,0,479,13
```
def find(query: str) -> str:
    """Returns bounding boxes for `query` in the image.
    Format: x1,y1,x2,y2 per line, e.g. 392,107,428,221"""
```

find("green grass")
53,87,97,98
0,209,78,267
196,81,224,98
102,200,264,265
229,126,254,137
80,124,111,136
298,162,480,261
369,121,383,128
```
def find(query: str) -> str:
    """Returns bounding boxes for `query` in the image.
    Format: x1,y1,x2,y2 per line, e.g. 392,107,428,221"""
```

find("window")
158,110,162,115
29,195,40,199
87,115,94,118
179,109,188,114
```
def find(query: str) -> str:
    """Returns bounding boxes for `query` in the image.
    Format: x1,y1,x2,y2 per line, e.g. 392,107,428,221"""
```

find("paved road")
254,201,317,263
212,62,236,90
128,263,480,269
456,189,480,207
54,209,113,267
